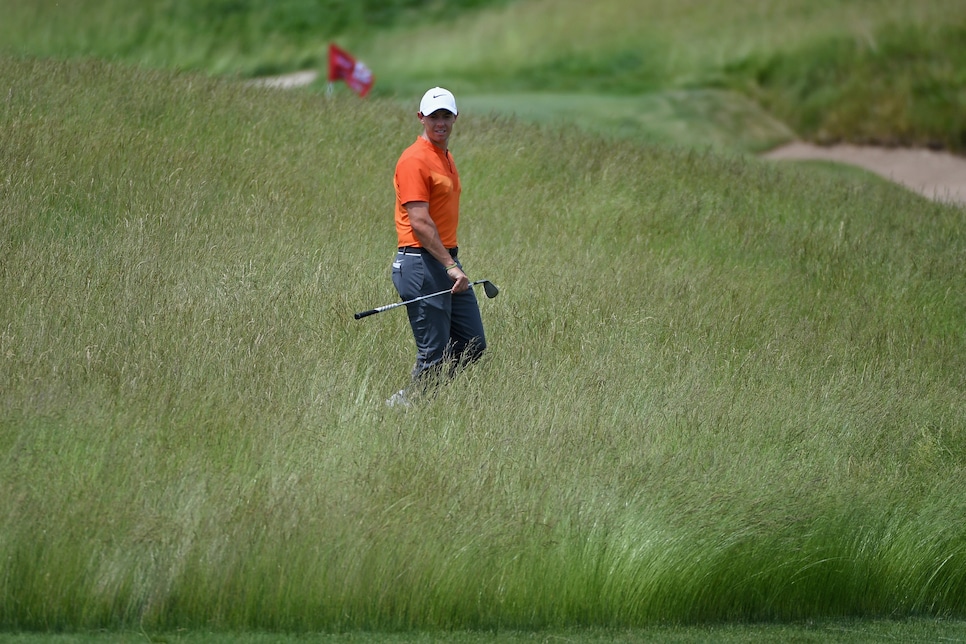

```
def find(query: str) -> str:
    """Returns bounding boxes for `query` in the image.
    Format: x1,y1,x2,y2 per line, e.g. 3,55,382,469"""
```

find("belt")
398,246,458,257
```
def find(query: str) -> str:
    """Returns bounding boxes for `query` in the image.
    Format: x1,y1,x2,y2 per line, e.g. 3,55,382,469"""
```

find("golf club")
354,279,499,320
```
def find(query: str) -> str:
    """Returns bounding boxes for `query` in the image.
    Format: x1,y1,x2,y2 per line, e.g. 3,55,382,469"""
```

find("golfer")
387,87,486,406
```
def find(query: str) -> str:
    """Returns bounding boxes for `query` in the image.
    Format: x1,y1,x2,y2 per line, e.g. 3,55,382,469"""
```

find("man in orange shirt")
387,87,487,406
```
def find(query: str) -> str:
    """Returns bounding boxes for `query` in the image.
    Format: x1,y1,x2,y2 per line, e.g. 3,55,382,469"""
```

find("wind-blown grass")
728,20,966,149
0,0,511,76
362,0,966,150
365,0,963,89
1,0,964,151
1,56,965,633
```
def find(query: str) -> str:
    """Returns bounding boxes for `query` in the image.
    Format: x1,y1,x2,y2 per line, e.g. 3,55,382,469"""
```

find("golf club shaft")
354,280,491,320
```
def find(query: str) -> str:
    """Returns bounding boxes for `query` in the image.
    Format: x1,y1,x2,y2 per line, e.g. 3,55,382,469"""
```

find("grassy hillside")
0,0,510,75
363,0,966,150
1,0,964,151
2,56,965,632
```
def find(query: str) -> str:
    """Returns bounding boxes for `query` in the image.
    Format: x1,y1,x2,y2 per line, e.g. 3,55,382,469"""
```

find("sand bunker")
764,142,966,207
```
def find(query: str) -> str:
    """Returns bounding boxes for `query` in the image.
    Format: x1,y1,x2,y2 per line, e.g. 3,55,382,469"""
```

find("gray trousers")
391,248,487,380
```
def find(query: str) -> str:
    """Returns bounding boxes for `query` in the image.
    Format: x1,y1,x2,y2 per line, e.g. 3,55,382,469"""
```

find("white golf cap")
419,87,458,116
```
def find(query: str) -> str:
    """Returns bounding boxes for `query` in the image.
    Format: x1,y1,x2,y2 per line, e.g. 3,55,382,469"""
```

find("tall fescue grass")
2,0,964,151
2,56,966,633
0,0,509,77
363,0,966,150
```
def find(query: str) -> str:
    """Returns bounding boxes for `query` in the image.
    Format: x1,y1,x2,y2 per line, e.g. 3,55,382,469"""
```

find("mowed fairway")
2,52,965,637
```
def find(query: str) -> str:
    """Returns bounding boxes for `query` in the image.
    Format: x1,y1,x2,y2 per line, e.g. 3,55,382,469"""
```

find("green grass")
5,618,966,642
459,90,795,153
0,0,512,76
2,56,965,636
728,20,966,149
2,0,966,638
1,0,964,151
362,0,966,150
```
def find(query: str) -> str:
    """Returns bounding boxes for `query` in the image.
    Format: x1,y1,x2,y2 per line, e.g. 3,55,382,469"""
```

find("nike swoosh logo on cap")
433,94,445,98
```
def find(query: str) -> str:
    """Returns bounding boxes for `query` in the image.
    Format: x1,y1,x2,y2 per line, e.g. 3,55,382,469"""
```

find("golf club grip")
354,309,378,320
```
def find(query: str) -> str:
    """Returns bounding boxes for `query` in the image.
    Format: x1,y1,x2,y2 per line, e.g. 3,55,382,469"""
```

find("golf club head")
481,280,499,299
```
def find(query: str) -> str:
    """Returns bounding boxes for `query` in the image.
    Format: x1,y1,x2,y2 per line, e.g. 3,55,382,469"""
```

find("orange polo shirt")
394,136,461,248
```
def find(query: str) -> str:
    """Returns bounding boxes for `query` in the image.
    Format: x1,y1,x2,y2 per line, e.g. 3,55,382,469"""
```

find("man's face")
420,109,456,148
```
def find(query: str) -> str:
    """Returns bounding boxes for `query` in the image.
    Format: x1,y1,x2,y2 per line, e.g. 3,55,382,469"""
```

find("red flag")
328,43,374,97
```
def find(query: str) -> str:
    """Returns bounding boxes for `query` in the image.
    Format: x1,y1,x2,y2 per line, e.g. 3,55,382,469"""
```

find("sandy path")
249,70,319,89
764,142,966,207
